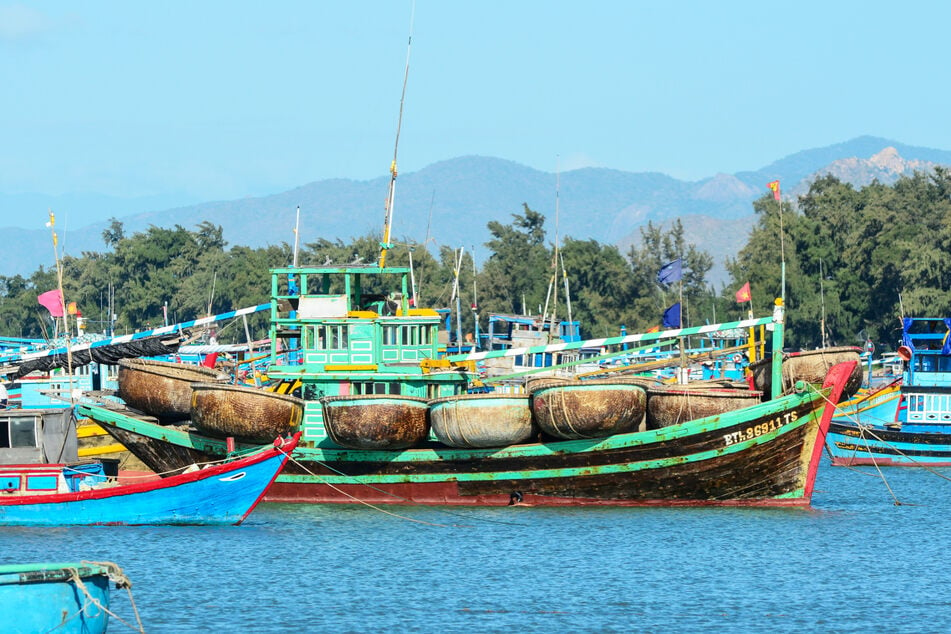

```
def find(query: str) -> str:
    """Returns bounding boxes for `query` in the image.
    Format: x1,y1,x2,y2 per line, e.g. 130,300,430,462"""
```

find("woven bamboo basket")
190,383,303,444
117,359,230,423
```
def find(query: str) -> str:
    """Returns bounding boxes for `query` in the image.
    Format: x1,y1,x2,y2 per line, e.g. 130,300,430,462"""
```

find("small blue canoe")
0,561,130,633
0,433,300,525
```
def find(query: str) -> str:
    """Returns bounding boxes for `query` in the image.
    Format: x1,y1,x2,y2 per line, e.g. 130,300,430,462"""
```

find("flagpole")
778,184,786,303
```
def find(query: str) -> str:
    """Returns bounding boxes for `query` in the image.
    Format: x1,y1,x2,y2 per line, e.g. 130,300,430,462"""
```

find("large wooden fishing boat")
78,264,856,507
828,317,951,466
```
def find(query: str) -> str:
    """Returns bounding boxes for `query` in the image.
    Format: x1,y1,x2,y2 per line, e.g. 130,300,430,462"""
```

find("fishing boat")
77,264,857,507
0,433,298,525
429,393,534,448
827,317,951,466
190,382,304,444
0,561,134,633
117,358,230,423
749,345,864,402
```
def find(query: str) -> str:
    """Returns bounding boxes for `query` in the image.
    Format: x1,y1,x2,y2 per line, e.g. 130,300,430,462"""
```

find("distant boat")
0,433,299,525
828,317,951,465
0,561,133,634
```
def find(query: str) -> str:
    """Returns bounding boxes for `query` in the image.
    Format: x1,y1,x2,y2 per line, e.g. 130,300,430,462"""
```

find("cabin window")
312,325,349,350
352,382,401,395
2,416,37,449
383,325,398,346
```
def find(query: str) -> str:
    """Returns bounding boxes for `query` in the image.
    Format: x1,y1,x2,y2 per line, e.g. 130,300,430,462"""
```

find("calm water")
6,460,951,633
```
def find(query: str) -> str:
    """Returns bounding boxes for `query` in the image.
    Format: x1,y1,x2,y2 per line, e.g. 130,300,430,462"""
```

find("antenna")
378,3,415,268
292,205,301,267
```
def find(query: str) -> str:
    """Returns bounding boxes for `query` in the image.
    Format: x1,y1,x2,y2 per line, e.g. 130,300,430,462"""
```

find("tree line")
2,171,949,351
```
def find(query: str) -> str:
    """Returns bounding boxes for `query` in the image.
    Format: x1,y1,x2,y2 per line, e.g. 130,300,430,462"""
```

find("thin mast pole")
378,4,415,268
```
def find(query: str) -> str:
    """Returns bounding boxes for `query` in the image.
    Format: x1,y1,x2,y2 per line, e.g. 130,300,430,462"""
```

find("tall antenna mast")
292,205,301,267
378,4,415,268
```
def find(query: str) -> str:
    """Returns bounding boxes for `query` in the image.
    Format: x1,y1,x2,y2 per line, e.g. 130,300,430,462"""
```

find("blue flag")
662,302,681,328
657,258,682,285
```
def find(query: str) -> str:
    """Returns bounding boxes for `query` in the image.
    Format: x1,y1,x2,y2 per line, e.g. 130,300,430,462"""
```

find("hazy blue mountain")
4,136,950,286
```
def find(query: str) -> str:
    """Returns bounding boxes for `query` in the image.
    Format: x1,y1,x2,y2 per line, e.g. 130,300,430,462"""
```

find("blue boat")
828,317,951,466
0,561,132,633
0,432,299,525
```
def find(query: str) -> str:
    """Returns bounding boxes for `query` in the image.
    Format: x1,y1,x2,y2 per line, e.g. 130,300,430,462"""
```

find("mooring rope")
808,384,906,505
67,561,145,633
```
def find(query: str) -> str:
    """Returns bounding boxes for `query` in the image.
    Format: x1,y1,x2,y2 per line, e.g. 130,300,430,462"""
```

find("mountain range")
3,135,950,287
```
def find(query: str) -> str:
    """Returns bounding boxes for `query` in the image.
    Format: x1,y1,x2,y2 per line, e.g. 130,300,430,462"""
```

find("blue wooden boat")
77,265,858,507
828,317,951,466
0,433,299,525
0,561,131,633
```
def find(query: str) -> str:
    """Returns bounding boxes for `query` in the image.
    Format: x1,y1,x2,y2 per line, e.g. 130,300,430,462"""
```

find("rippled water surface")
6,461,951,633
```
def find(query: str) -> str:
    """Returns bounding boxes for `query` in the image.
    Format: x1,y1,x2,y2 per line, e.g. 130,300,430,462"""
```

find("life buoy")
732,354,743,364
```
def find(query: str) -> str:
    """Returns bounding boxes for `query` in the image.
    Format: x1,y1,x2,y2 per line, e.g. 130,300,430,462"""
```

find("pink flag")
38,289,64,317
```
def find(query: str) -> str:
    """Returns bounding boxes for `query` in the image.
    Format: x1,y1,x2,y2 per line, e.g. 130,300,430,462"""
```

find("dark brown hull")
117,359,229,423
265,398,824,506
190,383,303,444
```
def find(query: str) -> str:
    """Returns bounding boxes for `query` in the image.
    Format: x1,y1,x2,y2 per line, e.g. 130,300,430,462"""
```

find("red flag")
646,325,661,333
767,180,780,201
735,282,751,303
38,289,64,317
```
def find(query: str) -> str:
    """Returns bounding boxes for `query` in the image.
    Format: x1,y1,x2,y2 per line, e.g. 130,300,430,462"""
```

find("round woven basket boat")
117,359,230,423
190,382,303,444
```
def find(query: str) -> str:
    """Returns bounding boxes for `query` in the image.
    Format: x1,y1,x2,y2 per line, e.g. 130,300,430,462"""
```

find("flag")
662,302,681,328
646,325,661,333
767,180,780,201
67,301,78,315
38,289,64,317
735,281,751,303
657,258,682,285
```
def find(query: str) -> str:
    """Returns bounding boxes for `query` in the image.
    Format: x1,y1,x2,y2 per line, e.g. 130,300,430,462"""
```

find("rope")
285,454,526,527
67,562,145,633
807,384,905,505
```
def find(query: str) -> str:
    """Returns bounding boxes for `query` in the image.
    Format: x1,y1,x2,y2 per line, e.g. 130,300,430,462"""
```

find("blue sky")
2,1,948,210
